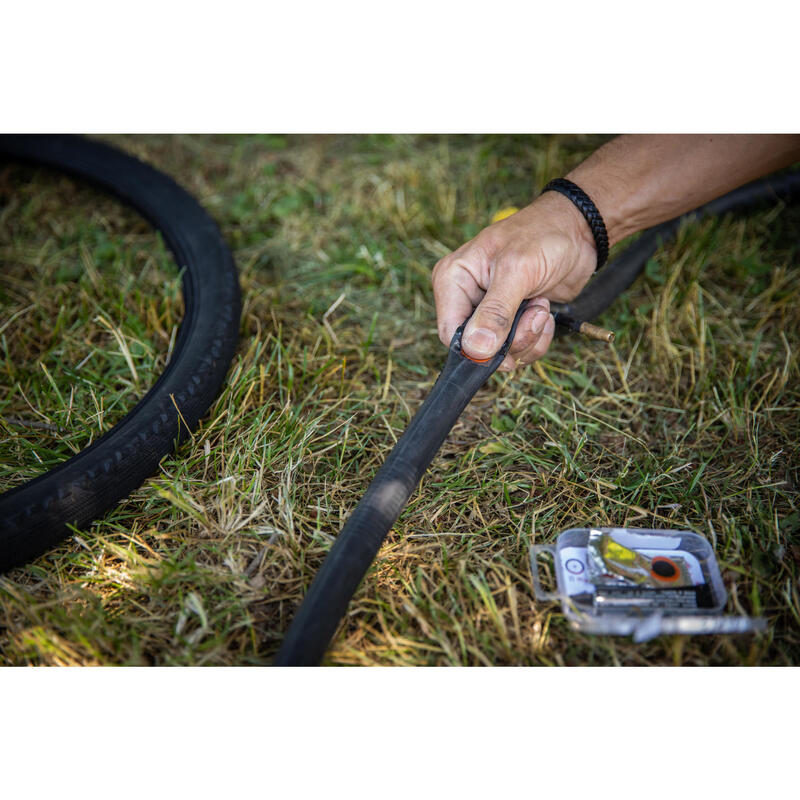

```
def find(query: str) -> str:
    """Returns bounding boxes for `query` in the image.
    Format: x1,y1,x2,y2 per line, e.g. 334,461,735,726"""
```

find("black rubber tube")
275,169,800,666
553,171,800,325
0,135,241,572
276,308,527,665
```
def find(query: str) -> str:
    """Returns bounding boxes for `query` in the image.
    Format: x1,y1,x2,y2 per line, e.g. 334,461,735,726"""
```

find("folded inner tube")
0,135,241,573
274,169,800,666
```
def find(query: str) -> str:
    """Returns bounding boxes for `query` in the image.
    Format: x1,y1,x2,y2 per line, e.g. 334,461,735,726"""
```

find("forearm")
432,134,800,367
567,134,800,246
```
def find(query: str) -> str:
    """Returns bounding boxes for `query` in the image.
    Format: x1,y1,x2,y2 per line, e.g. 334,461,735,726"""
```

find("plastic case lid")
530,528,765,642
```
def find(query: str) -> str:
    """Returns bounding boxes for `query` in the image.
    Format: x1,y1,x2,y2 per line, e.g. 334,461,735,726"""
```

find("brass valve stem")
553,311,616,344
578,321,615,343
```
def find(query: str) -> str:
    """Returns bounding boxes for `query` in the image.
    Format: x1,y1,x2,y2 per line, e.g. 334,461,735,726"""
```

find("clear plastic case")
530,527,766,642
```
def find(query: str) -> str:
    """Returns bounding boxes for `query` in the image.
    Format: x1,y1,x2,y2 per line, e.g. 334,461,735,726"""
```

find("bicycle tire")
0,135,241,573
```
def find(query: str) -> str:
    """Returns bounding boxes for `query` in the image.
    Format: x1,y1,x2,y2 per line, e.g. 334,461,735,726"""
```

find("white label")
558,547,595,596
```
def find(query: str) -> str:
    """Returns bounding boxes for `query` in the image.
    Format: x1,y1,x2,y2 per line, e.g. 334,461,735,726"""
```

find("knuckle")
476,298,512,330
474,229,498,252
431,257,448,280
432,267,454,295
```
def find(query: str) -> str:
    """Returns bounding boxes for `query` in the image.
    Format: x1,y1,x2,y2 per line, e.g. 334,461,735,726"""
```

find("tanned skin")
432,135,800,370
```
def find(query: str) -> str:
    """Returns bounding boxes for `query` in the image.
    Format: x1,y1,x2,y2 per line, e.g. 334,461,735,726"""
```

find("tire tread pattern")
0,135,241,572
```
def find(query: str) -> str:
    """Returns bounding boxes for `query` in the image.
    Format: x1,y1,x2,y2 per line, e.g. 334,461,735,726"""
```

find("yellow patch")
490,206,519,224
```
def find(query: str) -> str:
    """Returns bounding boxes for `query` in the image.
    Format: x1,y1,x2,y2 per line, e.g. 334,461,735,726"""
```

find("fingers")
498,310,555,371
432,255,484,347
436,251,554,367
460,266,526,361
496,297,555,371
506,297,551,356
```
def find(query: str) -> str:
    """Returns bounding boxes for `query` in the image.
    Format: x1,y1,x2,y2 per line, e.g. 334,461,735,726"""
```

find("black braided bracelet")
542,177,609,270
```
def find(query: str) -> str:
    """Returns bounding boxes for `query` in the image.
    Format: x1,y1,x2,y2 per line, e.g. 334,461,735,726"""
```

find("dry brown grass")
1,134,797,665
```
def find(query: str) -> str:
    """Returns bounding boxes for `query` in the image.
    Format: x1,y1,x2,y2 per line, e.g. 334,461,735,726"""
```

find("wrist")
562,168,632,247
536,188,601,258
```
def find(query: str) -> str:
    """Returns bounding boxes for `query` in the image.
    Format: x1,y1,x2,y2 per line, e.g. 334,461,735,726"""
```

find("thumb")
462,277,526,360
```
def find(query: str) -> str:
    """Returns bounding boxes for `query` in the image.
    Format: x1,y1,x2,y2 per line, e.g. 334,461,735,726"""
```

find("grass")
0,134,798,666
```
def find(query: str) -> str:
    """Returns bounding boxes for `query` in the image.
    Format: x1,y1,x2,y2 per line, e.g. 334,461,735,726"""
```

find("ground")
0,134,798,666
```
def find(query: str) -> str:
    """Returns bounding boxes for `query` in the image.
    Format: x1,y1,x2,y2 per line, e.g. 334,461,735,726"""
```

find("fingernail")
531,310,549,335
463,327,497,357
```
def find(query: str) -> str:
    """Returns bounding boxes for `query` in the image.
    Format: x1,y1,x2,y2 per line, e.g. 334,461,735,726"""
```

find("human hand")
431,191,599,371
